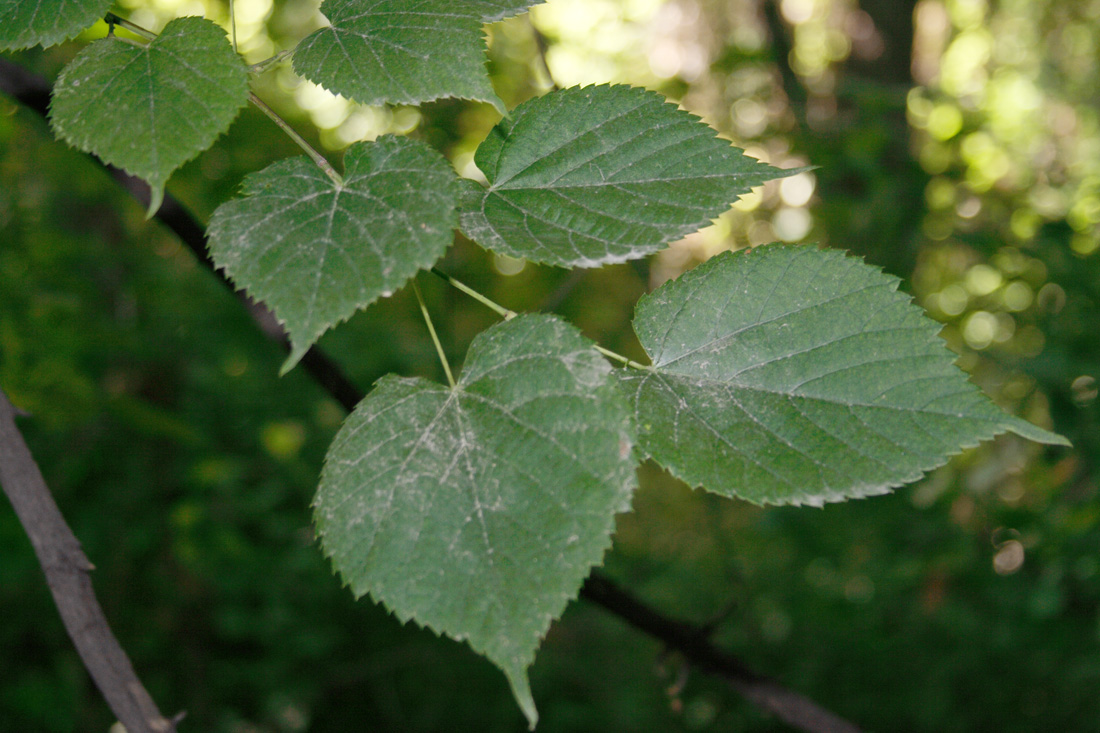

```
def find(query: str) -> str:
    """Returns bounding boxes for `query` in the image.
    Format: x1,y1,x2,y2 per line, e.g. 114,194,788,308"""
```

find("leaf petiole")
429,267,515,320
103,12,156,41
249,93,343,186
429,267,649,370
413,280,456,388
249,49,295,74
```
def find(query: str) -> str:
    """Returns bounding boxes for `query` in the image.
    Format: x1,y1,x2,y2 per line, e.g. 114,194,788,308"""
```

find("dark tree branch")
0,390,180,733
1,57,862,733
582,576,861,733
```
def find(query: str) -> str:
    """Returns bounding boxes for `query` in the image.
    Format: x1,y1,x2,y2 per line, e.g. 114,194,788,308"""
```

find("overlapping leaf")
207,136,459,374
316,314,636,728
293,0,541,112
617,244,1068,506
49,17,248,215
457,84,798,268
0,0,112,50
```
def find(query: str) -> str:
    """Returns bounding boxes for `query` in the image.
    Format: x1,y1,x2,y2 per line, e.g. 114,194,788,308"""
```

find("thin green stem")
594,345,651,370
104,12,156,41
413,281,456,389
429,268,650,370
249,93,343,186
249,49,295,74
429,267,515,320
228,0,238,52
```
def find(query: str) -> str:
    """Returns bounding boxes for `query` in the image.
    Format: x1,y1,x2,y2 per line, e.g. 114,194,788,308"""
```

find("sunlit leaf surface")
618,244,1067,506
49,17,248,214
293,0,541,112
0,0,113,50
316,315,636,727
457,84,796,268
207,136,459,373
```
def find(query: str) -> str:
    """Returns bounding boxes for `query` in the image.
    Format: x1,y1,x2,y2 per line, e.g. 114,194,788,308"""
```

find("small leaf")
207,136,459,374
292,0,541,112
457,84,799,268
0,0,113,51
316,314,636,728
618,244,1068,506
49,17,249,215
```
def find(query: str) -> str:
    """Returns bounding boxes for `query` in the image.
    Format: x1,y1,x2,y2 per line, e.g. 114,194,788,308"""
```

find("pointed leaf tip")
49,17,249,203
619,244,1068,505
457,84,797,268
315,315,637,723
208,136,460,374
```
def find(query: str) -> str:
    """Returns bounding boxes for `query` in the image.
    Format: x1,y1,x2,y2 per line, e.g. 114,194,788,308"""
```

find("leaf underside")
48,16,249,215
618,244,1068,507
457,84,799,268
207,136,459,374
293,0,542,112
315,314,637,728
0,0,113,50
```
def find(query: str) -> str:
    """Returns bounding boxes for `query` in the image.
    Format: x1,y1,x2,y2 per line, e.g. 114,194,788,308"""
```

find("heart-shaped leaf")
315,314,637,728
49,16,249,215
457,84,799,268
618,244,1068,506
207,135,459,374
0,0,113,50
293,0,542,112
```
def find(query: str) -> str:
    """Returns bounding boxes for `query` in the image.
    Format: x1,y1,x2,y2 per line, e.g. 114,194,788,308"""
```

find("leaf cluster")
3,0,1068,726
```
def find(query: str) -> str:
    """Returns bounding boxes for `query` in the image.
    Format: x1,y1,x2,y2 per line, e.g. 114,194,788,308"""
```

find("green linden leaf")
0,0,113,51
617,244,1068,507
48,17,249,215
292,0,542,112
457,84,800,268
207,136,459,375
315,314,636,728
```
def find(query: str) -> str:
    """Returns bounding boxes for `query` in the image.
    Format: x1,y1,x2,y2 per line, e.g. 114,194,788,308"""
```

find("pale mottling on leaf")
315,315,637,728
618,244,1067,506
206,136,459,374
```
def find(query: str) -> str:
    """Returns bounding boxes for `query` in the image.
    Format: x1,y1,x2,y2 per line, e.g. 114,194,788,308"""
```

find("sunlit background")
1,0,1097,730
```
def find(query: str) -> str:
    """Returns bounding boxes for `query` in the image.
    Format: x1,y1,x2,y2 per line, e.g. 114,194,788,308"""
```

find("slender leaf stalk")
593,345,650,370
430,267,649,370
228,0,238,51
413,280,456,388
104,12,156,41
249,93,343,186
430,267,515,320
249,49,295,74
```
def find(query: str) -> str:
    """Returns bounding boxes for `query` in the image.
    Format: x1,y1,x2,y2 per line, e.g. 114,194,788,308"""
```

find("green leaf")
0,0,112,50
618,244,1068,506
292,0,541,112
207,136,459,374
315,314,636,728
457,84,798,268
48,17,248,215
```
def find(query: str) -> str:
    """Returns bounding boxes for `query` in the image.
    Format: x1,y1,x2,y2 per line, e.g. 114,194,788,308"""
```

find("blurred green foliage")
1,0,1097,731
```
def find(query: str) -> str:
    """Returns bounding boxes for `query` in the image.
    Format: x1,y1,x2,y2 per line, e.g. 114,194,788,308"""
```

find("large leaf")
207,136,459,374
49,17,249,215
292,0,541,112
457,84,797,268
617,244,1068,506
0,0,112,50
315,314,636,728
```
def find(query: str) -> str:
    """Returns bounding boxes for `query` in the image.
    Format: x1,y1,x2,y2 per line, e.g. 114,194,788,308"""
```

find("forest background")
1,0,1098,730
